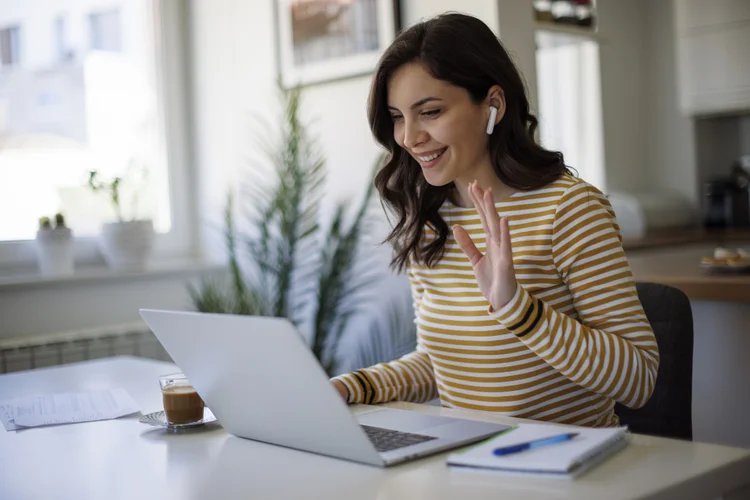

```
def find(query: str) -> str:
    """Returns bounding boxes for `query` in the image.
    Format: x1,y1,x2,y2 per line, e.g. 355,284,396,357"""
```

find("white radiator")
0,322,172,374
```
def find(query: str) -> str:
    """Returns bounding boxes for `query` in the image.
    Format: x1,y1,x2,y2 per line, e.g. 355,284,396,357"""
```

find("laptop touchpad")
355,408,462,433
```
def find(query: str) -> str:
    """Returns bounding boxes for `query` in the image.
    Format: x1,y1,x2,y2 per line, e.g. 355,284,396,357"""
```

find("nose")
402,117,427,150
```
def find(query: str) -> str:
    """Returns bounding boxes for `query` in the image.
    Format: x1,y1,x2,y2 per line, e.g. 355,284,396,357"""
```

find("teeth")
418,150,445,162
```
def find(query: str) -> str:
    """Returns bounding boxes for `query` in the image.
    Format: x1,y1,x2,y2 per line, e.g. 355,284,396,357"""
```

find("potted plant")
87,169,154,271
189,86,387,375
35,213,74,276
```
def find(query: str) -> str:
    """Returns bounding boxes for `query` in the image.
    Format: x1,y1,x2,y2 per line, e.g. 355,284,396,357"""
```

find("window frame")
0,24,21,67
0,0,196,273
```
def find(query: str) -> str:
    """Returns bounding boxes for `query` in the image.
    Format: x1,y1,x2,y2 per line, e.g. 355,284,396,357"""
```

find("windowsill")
0,258,224,291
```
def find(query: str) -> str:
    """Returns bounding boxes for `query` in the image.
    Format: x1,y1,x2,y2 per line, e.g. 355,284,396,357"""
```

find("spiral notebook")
447,423,630,479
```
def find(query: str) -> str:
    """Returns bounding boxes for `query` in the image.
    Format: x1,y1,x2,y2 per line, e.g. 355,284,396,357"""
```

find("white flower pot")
35,228,75,277
99,220,155,271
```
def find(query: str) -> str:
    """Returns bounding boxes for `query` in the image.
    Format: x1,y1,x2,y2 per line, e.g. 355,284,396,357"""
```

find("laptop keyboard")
361,425,438,453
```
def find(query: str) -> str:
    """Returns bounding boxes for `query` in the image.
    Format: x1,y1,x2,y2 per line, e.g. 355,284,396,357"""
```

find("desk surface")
1,357,749,500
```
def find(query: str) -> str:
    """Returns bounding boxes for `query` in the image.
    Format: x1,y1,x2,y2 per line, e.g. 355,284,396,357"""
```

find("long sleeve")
489,183,660,409
331,266,439,404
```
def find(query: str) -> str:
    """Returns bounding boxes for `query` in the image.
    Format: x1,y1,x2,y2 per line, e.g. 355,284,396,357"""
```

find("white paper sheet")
0,388,141,431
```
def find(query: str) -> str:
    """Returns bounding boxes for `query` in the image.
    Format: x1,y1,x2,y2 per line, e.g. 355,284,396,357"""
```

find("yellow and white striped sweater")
334,174,660,427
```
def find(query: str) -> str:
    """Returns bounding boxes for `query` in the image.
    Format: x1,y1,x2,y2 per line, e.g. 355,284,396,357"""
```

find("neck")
452,171,516,208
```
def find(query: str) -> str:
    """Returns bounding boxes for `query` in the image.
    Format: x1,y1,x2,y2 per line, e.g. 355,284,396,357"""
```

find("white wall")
403,0,537,113
644,0,699,205
0,266,221,340
493,0,538,113
190,0,376,261
189,0,279,262
595,0,649,193
564,0,699,207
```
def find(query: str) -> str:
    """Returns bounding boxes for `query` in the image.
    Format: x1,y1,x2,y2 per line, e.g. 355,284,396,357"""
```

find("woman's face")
387,62,491,187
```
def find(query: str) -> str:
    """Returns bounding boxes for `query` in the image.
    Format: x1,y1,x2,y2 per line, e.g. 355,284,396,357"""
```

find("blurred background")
1,0,749,449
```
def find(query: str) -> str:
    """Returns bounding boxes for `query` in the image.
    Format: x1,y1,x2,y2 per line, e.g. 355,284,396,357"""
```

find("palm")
453,182,517,311
470,250,502,303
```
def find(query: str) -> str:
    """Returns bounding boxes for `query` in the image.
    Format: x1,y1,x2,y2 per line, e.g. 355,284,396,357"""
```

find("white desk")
1,357,749,500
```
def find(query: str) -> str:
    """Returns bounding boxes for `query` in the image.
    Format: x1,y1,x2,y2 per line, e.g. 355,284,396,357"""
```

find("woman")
331,12,659,427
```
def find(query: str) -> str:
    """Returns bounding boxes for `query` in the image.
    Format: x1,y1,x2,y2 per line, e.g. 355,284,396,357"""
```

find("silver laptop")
139,309,509,467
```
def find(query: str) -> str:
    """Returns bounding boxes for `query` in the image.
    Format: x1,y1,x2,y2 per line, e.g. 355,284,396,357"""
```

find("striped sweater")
333,174,660,427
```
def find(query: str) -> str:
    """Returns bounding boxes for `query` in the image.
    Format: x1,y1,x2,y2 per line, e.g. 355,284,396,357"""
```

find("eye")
421,109,441,118
390,114,403,122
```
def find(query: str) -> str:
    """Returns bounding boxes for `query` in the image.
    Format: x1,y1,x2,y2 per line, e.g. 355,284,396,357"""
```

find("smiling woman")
330,13,660,428
370,15,567,271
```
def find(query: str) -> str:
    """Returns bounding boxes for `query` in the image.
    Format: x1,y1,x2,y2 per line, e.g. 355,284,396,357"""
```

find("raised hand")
452,181,518,311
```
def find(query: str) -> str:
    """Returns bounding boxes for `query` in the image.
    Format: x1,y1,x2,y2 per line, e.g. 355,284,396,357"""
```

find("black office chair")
614,282,694,440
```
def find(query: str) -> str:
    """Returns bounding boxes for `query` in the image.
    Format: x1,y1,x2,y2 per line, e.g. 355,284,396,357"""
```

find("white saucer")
139,408,216,429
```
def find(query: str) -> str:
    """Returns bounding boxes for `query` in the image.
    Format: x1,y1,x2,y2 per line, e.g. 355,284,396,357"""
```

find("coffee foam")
162,385,197,394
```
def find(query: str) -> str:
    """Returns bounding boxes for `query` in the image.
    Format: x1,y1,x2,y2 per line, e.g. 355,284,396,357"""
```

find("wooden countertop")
626,243,750,302
622,227,750,250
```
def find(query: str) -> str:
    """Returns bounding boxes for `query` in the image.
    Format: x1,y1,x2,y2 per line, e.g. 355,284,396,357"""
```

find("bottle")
533,0,554,23
550,0,577,26
573,0,594,28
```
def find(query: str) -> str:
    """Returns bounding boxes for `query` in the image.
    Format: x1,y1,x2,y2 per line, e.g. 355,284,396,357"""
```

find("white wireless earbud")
486,106,498,135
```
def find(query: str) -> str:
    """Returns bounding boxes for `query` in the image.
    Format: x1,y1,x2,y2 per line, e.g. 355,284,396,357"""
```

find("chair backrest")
614,282,694,440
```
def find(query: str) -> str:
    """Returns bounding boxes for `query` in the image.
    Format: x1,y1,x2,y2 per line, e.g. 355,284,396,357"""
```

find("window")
54,15,73,62
89,9,121,52
0,26,21,67
535,31,606,190
0,1,191,268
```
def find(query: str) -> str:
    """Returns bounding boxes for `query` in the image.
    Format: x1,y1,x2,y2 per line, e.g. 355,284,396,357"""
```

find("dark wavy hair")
369,12,569,271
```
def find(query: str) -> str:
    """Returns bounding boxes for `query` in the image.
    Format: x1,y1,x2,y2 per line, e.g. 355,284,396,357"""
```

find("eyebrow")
387,97,442,112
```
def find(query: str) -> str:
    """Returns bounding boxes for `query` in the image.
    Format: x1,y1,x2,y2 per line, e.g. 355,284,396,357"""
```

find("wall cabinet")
675,0,750,116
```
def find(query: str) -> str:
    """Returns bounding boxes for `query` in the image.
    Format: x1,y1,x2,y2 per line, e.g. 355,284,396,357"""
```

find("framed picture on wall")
275,0,402,88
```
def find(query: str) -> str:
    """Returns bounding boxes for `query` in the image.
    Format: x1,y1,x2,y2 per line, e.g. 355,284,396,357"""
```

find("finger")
469,182,492,242
499,216,513,261
483,188,499,244
453,225,483,266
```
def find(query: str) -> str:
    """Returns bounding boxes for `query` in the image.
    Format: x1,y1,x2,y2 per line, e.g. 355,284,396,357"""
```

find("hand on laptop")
332,380,349,402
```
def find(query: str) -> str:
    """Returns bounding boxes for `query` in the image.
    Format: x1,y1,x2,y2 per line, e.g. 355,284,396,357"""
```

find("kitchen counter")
622,227,750,250
626,243,750,302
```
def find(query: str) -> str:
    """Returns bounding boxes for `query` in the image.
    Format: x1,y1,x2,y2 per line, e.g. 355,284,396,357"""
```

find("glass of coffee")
159,373,205,425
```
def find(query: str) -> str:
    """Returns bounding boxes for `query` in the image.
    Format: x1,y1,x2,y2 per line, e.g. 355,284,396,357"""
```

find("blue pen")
493,432,579,456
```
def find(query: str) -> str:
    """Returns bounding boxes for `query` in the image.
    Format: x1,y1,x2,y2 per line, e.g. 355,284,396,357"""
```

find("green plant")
87,163,149,222
54,213,66,228
190,86,382,375
87,171,123,221
38,212,67,230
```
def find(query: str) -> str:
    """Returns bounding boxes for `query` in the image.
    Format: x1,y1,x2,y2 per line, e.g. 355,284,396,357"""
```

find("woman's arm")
490,183,659,409
330,266,438,404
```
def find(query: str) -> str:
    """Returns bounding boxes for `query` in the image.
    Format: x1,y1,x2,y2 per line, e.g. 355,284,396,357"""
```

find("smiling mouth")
415,148,447,163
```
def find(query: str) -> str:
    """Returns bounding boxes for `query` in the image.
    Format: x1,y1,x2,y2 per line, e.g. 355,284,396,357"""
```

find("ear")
485,85,506,125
